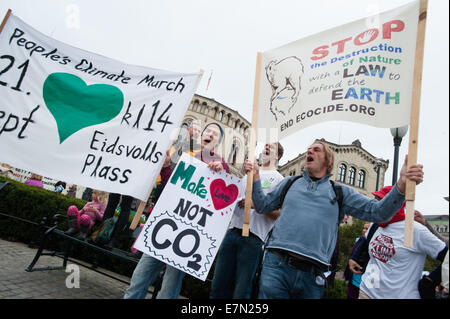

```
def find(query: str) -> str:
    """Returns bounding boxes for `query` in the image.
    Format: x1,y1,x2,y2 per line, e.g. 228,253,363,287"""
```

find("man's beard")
258,153,271,165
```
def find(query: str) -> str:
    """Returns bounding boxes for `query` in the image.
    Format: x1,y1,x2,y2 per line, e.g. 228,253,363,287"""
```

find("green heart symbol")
43,72,124,143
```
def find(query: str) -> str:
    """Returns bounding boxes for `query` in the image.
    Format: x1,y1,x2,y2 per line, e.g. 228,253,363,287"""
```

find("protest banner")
256,0,420,140
0,12,202,202
133,153,242,281
243,0,426,246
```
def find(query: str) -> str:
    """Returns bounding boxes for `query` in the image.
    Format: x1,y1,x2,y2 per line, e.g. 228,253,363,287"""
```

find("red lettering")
311,45,329,60
382,19,405,39
311,19,404,60
331,37,352,54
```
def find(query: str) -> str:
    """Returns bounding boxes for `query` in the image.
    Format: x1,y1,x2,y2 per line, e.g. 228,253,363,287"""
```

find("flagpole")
404,0,428,248
129,69,205,230
205,70,213,93
242,52,263,237
0,9,12,34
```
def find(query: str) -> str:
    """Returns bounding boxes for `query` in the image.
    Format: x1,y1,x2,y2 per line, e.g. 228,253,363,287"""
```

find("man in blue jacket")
244,140,424,299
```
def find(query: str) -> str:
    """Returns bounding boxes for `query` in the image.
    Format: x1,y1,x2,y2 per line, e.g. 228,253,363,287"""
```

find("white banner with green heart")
0,14,202,201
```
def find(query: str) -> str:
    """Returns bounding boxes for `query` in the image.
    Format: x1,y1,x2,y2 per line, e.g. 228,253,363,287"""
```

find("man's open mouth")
307,156,314,162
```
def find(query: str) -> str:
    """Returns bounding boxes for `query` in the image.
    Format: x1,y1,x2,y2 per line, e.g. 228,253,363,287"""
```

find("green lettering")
194,177,206,198
170,161,196,189
385,92,400,104
198,189,207,198
187,182,196,192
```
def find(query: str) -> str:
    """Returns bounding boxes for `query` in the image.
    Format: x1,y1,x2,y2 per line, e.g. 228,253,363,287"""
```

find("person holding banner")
244,140,424,299
194,122,230,173
124,122,230,299
210,142,284,299
152,121,202,203
358,188,447,299
169,120,201,168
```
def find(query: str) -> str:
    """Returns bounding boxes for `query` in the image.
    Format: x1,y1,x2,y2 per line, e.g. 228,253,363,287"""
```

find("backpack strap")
329,180,344,222
366,223,378,242
263,175,302,244
279,175,302,209
327,180,345,285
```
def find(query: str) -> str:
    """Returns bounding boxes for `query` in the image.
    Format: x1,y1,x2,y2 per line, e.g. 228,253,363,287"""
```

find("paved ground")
0,238,151,299
0,237,346,300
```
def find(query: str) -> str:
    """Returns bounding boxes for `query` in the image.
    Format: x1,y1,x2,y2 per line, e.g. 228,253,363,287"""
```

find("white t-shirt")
229,170,284,242
360,220,446,299
442,250,449,290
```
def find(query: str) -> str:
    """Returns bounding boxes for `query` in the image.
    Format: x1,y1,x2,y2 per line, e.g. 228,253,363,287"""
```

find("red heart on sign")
210,179,239,210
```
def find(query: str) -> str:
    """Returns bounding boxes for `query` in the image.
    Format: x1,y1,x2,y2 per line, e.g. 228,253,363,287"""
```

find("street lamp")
390,126,409,185
374,159,383,191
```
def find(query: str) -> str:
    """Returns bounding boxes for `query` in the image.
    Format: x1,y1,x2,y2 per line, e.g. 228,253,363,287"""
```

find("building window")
358,170,366,188
348,166,356,185
228,139,241,166
177,123,188,143
192,100,199,111
218,111,225,122
338,164,347,182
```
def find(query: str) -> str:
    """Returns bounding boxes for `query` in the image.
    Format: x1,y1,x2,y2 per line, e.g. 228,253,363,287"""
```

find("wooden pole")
129,70,204,230
404,0,428,248
0,9,12,34
242,52,263,237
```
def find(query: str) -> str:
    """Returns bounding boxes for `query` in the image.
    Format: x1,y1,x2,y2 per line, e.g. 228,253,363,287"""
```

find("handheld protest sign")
404,0,428,248
129,70,204,230
0,13,201,203
133,153,242,281
250,0,423,246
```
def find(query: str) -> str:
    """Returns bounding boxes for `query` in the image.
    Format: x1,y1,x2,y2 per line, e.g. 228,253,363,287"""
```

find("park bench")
0,181,164,298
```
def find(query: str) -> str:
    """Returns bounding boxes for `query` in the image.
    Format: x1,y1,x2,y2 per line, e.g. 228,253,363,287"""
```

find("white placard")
257,0,419,142
134,153,243,281
0,14,201,201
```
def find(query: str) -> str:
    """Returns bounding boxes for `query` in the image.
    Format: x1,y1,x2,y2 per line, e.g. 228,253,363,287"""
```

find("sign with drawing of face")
133,153,242,281
257,1,420,142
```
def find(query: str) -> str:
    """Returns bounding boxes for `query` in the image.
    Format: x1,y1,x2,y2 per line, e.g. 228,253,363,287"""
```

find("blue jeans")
257,250,325,299
124,254,186,299
210,229,264,299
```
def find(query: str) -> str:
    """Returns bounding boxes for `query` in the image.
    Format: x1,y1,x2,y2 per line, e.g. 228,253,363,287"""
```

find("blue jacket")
252,170,405,267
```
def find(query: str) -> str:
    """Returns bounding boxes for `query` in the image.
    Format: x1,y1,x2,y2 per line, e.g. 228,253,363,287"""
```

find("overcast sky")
1,0,448,215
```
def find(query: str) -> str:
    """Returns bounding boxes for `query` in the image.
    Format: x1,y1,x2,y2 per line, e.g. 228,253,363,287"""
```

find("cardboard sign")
133,153,242,281
0,14,201,201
